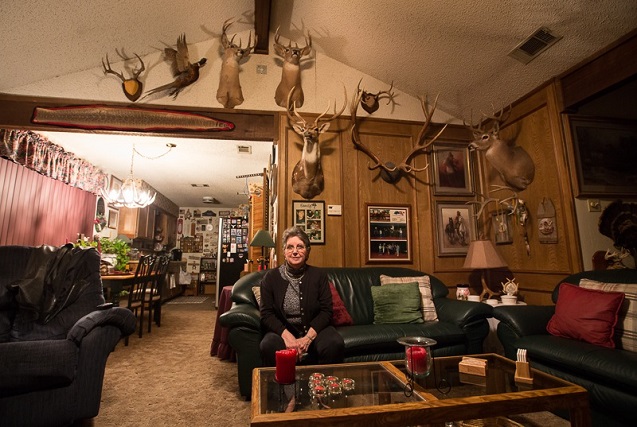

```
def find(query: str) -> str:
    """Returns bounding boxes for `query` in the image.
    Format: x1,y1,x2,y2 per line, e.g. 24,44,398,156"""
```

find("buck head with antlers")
216,18,255,109
102,51,145,102
274,28,313,109
358,80,396,114
287,86,347,200
465,106,535,192
351,87,447,183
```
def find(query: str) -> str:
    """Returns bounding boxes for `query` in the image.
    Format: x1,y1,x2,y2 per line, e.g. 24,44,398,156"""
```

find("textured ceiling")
1,0,636,207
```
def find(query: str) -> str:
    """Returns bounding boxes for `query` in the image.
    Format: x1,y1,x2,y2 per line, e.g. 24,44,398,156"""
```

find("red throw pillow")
329,282,353,326
547,282,625,348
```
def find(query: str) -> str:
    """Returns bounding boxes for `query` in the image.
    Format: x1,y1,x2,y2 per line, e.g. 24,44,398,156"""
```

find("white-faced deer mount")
216,19,255,109
102,51,145,102
287,86,347,200
465,106,535,192
351,89,447,184
274,28,312,109
358,80,396,114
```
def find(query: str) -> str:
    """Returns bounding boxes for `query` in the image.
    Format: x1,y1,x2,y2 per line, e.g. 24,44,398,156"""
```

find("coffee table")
251,353,590,427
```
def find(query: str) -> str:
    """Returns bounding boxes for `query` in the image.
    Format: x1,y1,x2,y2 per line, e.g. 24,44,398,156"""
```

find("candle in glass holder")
275,349,297,384
406,346,428,375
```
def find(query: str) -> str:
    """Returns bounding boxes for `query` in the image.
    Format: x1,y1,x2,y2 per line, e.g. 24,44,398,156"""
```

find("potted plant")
99,237,131,272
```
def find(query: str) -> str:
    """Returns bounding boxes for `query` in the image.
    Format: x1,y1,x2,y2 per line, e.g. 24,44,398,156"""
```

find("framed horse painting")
434,201,475,256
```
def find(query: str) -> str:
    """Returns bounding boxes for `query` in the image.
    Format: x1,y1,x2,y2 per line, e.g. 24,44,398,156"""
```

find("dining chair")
143,255,170,333
124,255,156,346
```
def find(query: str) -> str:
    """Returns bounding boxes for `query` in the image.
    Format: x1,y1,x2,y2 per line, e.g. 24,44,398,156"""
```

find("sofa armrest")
434,298,493,328
67,307,136,344
493,305,554,338
0,339,78,397
219,303,261,331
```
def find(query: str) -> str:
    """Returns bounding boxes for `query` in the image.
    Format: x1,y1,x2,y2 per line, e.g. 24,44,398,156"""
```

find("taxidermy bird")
143,34,206,99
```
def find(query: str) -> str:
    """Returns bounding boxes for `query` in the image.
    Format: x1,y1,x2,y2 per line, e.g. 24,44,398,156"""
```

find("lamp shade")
250,230,276,248
462,239,507,269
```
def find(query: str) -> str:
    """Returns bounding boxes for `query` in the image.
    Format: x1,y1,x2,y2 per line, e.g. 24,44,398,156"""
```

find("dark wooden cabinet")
118,205,154,240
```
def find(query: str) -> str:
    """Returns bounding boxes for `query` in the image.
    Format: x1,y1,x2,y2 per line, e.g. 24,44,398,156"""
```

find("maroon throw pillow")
547,282,624,348
329,282,353,326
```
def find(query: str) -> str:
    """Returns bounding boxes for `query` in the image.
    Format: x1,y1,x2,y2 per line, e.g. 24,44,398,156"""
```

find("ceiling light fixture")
101,144,158,208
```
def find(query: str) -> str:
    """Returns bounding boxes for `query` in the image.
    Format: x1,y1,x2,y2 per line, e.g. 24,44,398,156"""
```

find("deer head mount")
358,80,396,114
274,28,313,109
465,106,535,192
102,51,145,102
216,18,255,109
287,86,347,200
350,88,447,184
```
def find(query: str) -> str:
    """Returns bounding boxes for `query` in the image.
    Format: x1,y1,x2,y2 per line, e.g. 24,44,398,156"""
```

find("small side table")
210,285,236,361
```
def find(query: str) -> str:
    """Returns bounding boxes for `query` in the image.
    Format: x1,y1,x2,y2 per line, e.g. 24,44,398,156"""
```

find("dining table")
100,272,136,305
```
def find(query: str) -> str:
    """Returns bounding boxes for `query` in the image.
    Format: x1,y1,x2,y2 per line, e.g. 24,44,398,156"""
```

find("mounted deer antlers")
465,105,535,192
287,85,347,200
217,18,255,108
102,51,145,102
358,80,396,114
274,28,313,108
350,88,447,183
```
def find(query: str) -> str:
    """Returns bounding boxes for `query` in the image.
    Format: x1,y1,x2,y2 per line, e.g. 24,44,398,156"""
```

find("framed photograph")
366,204,411,263
292,200,325,244
435,202,475,256
107,208,119,229
570,116,637,197
105,175,122,207
431,142,474,195
492,212,514,245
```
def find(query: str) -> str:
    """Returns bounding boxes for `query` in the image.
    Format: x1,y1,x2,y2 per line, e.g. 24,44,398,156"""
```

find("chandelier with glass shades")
101,143,174,209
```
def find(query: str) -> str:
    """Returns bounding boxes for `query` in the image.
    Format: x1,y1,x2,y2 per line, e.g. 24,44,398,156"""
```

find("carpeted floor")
92,299,569,426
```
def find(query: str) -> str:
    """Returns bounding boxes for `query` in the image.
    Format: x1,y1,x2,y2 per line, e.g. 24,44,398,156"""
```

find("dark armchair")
0,244,136,427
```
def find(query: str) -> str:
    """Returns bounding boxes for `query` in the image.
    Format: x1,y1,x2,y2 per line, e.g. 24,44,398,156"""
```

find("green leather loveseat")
220,267,493,398
494,269,637,427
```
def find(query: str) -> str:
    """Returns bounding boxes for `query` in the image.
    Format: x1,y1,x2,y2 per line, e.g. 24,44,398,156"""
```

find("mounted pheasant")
143,34,206,100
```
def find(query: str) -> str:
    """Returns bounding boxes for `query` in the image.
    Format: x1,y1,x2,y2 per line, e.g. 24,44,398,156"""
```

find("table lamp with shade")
462,239,508,300
250,229,276,270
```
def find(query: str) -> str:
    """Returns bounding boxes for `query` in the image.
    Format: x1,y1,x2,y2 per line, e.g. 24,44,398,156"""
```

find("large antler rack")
286,85,347,129
350,88,448,182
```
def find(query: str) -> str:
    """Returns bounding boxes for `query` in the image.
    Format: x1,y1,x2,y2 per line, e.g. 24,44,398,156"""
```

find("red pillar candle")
275,349,297,384
406,346,428,375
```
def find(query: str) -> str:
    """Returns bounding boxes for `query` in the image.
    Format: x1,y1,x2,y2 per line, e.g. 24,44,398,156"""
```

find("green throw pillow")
371,282,424,324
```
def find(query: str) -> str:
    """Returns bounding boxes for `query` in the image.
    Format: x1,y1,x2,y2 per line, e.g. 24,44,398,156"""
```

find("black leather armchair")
0,244,136,427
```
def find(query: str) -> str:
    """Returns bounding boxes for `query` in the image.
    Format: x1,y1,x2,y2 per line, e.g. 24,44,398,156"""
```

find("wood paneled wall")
274,84,583,305
0,157,96,246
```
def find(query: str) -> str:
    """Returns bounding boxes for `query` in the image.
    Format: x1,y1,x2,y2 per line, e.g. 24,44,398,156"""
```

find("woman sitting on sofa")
259,226,344,365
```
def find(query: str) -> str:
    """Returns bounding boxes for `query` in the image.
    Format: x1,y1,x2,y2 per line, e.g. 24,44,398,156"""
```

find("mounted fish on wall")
217,18,256,109
102,50,146,102
143,33,207,100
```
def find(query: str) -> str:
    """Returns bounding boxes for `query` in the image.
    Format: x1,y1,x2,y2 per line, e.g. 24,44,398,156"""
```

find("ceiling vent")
202,196,220,204
508,26,562,65
237,145,252,154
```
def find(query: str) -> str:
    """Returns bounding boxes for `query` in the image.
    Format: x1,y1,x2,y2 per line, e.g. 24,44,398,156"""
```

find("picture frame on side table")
431,142,474,195
292,200,325,244
435,202,475,256
366,204,411,263
570,116,637,197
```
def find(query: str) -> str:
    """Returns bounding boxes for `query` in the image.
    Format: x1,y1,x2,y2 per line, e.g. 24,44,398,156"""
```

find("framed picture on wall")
431,142,474,195
492,211,514,245
292,200,325,244
570,116,637,197
366,204,411,263
107,208,119,229
434,201,475,256
104,175,122,207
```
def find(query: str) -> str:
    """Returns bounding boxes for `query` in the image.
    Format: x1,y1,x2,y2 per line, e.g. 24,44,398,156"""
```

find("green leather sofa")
220,267,493,398
494,269,637,427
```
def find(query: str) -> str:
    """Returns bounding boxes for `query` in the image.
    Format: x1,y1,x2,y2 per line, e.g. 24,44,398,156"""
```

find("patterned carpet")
166,296,210,304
